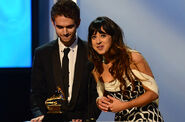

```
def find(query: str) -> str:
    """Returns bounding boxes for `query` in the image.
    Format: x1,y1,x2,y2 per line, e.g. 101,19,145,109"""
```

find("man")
30,0,100,121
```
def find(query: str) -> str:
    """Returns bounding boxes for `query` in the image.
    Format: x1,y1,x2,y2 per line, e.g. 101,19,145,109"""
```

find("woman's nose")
96,38,102,44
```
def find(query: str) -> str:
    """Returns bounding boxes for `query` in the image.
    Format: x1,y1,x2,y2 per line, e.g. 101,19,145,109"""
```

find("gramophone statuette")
45,87,66,114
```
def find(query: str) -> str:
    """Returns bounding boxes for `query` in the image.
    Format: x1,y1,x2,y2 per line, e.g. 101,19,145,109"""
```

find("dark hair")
51,0,80,25
88,16,137,94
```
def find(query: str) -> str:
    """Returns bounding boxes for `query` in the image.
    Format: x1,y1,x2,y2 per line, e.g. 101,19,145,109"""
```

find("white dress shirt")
58,37,78,102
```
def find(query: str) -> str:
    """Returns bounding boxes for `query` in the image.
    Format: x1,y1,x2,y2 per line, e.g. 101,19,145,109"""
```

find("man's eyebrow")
55,24,75,28
66,24,75,28
56,25,64,28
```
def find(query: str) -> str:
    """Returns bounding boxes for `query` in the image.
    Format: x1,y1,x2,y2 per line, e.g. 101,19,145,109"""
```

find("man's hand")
30,115,44,122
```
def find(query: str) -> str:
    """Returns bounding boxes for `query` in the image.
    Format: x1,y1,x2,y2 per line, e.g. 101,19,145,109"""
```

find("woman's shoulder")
127,48,143,64
127,48,154,78
127,48,139,53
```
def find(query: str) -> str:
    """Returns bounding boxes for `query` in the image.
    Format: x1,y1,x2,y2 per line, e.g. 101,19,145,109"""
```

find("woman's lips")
97,45,104,50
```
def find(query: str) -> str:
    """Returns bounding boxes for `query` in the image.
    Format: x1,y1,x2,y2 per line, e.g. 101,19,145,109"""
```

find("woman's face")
91,28,112,55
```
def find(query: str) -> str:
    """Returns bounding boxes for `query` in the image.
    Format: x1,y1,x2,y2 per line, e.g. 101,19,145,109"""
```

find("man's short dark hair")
51,0,80,25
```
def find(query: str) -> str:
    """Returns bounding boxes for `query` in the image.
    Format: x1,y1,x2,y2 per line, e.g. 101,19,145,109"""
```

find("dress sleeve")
96,80,104,97
132,69,159,95
132,69,159,105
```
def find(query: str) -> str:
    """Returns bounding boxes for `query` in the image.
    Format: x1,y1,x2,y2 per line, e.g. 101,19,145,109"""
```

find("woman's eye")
91,35,96,40
101,34,106,38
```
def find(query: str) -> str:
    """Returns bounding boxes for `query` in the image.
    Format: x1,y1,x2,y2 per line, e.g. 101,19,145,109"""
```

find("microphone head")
87,61,94,72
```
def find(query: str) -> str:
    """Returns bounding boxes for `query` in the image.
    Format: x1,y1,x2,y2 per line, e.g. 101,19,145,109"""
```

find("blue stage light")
0,0,32,68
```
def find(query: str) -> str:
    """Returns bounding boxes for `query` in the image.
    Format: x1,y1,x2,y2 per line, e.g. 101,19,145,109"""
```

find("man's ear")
51,18,55,26
76,19,81,28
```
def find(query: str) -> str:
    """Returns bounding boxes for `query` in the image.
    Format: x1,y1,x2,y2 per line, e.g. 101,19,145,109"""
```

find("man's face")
52,15,79,47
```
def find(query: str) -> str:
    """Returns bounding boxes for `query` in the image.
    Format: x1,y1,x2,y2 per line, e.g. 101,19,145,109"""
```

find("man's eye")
67,25,75,29
56,26,63,29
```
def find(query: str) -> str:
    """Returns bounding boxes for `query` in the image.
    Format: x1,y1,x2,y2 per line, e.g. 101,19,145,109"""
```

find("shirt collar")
58,36,78,52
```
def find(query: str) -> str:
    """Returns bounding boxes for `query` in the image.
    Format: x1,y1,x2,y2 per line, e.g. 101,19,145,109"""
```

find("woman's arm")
107,86,158,112
108,52,159,112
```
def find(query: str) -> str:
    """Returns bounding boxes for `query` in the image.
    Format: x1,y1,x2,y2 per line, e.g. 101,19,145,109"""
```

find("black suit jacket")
30,38,100,121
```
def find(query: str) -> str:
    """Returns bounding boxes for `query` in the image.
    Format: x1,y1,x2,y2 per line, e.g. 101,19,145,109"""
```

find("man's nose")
63,28,68,35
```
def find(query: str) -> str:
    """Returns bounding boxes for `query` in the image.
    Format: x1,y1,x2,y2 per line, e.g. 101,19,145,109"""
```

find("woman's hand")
96,96,111,112
107,95,128,113
72,119,82,122
30,115,44,122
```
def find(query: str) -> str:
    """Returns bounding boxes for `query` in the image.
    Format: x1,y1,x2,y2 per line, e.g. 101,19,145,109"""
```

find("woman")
88,16,163,121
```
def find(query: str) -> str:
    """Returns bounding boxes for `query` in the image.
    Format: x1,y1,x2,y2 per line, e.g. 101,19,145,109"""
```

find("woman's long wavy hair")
88,16,138,94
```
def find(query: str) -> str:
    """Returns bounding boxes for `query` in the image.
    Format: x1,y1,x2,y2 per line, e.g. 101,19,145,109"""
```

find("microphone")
87,61,94,72
87,61,96,121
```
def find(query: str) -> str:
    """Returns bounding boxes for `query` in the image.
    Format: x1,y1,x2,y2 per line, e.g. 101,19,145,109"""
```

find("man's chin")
60,38,71,43
60,38,75,46
61,38,70,41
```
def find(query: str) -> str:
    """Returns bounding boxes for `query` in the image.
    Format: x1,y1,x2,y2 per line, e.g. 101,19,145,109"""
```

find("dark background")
0,0,50,121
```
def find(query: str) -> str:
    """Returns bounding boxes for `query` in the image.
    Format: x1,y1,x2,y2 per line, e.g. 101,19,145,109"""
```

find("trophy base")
47,111,62,114
46,105,63,114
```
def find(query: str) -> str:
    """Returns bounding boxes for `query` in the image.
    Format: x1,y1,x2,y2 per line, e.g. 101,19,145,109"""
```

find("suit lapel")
69,38,86,107
51,40,66,93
